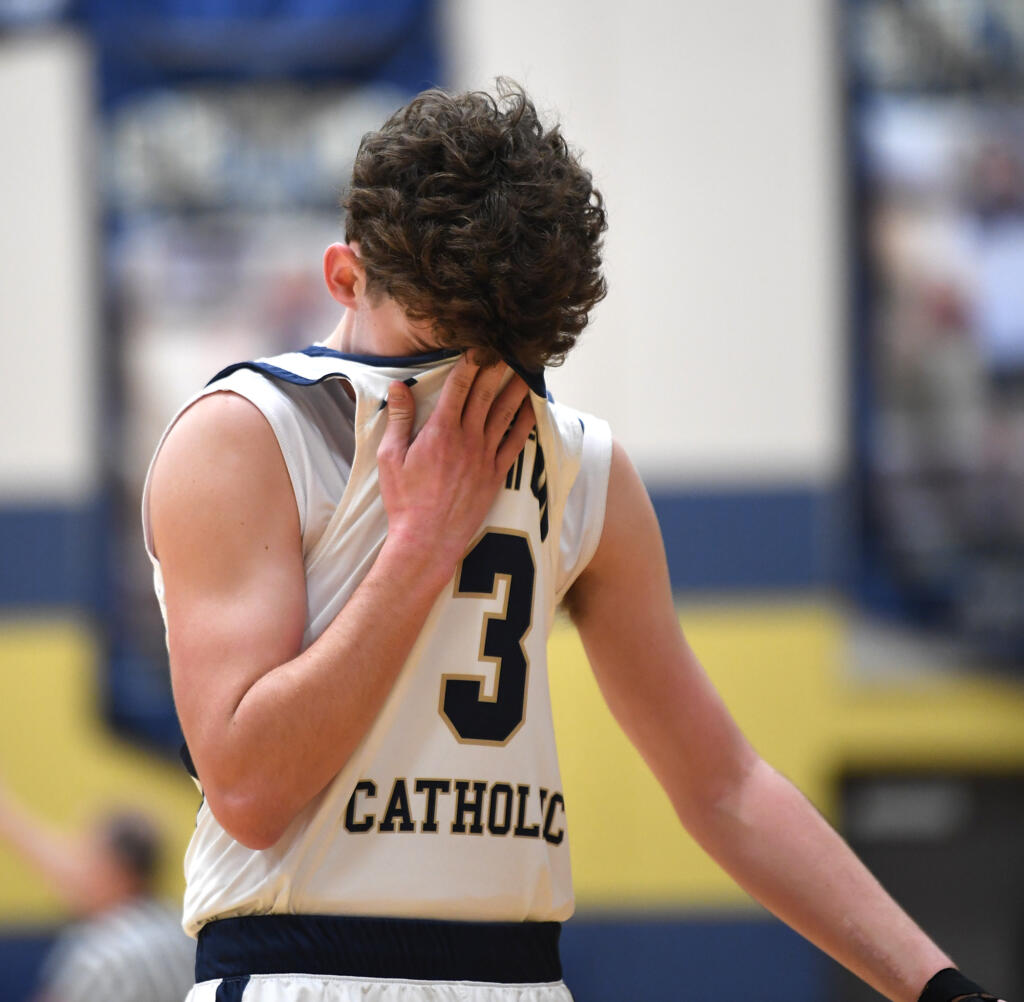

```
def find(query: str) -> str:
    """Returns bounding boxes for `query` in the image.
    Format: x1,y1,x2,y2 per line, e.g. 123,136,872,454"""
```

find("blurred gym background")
2,0,1024,999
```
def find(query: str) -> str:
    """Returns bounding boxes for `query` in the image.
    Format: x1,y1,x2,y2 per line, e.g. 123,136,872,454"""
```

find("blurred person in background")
0,778,194,1002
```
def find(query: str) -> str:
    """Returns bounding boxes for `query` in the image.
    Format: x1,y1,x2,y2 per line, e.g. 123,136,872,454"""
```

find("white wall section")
444,0,844,487
0,32,97,502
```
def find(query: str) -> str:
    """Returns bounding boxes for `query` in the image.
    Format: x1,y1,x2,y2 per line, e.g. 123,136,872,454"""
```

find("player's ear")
323,242,366,308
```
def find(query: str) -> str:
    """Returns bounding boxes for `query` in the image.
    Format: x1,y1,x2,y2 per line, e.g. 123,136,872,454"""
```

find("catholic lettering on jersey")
141,345,612,935
343,778,565,845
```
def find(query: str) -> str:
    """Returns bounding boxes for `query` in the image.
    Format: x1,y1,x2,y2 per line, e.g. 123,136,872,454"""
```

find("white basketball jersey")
142,345,612,937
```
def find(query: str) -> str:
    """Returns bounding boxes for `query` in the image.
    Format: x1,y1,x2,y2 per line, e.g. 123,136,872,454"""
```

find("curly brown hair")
343,79,607,372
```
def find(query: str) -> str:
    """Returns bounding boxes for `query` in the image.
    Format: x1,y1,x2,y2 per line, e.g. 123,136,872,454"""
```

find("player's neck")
324,303,439,358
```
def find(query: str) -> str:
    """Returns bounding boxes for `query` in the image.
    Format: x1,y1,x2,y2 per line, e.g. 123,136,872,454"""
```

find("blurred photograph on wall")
851,0,1024,664
89,0,441,747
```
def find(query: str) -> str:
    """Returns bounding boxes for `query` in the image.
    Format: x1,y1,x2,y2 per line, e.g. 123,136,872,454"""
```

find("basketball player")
144,82,1002,1002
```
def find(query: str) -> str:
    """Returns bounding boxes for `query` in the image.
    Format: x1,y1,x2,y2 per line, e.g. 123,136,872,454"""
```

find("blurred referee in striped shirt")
0,779,194,1002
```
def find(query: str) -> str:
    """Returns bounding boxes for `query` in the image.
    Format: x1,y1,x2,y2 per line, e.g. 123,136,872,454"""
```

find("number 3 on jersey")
440,529,536,745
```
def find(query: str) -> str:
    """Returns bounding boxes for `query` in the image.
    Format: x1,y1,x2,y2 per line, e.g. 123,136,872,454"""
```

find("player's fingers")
462,360,510,432
484,374,529,451
495,397,536,476
434,356,480,425
377,381,416,467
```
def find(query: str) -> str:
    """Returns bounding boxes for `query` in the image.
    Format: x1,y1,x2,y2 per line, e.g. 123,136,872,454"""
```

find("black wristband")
918,967,997,1002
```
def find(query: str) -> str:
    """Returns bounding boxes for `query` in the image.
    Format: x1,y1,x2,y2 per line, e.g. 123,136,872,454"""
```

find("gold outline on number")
439,526,536,747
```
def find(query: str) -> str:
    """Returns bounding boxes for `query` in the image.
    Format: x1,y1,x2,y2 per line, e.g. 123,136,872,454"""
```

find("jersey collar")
300,345,547,398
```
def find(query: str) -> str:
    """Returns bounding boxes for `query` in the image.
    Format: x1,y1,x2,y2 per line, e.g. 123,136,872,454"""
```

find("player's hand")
377,355,535,577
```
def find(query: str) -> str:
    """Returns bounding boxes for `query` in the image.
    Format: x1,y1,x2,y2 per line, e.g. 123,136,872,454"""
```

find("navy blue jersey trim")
196,913,562,985
214,975,250,1002
304,344,548,397
180,742,198,780
210,347,547,397
301,344,459,367
206,360,346,388
511,362,546,398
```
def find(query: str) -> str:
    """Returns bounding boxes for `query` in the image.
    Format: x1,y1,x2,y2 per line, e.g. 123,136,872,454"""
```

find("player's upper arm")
147,391,306,816
565,441,758,817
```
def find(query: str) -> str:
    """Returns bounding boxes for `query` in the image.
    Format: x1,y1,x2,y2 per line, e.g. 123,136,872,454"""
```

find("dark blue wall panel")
0,929,54,1002
561,914,825,1002
651,486,839,591
0,486,838,611
0,503,104,609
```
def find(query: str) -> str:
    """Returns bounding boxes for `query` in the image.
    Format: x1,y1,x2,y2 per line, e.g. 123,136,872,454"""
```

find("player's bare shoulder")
147,390,300,573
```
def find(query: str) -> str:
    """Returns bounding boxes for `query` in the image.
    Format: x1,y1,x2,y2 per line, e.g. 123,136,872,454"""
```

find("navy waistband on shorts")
195,913,563,985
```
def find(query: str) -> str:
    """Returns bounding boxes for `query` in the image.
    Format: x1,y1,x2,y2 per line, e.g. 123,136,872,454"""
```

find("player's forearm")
202,534,457,849
680,757,951,1002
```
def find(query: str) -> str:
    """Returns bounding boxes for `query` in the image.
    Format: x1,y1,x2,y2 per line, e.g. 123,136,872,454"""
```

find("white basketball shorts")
186,973,573,1002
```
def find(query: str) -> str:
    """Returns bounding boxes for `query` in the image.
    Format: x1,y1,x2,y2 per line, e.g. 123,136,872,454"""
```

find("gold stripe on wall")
3,605,1024,922
0,620,197,922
